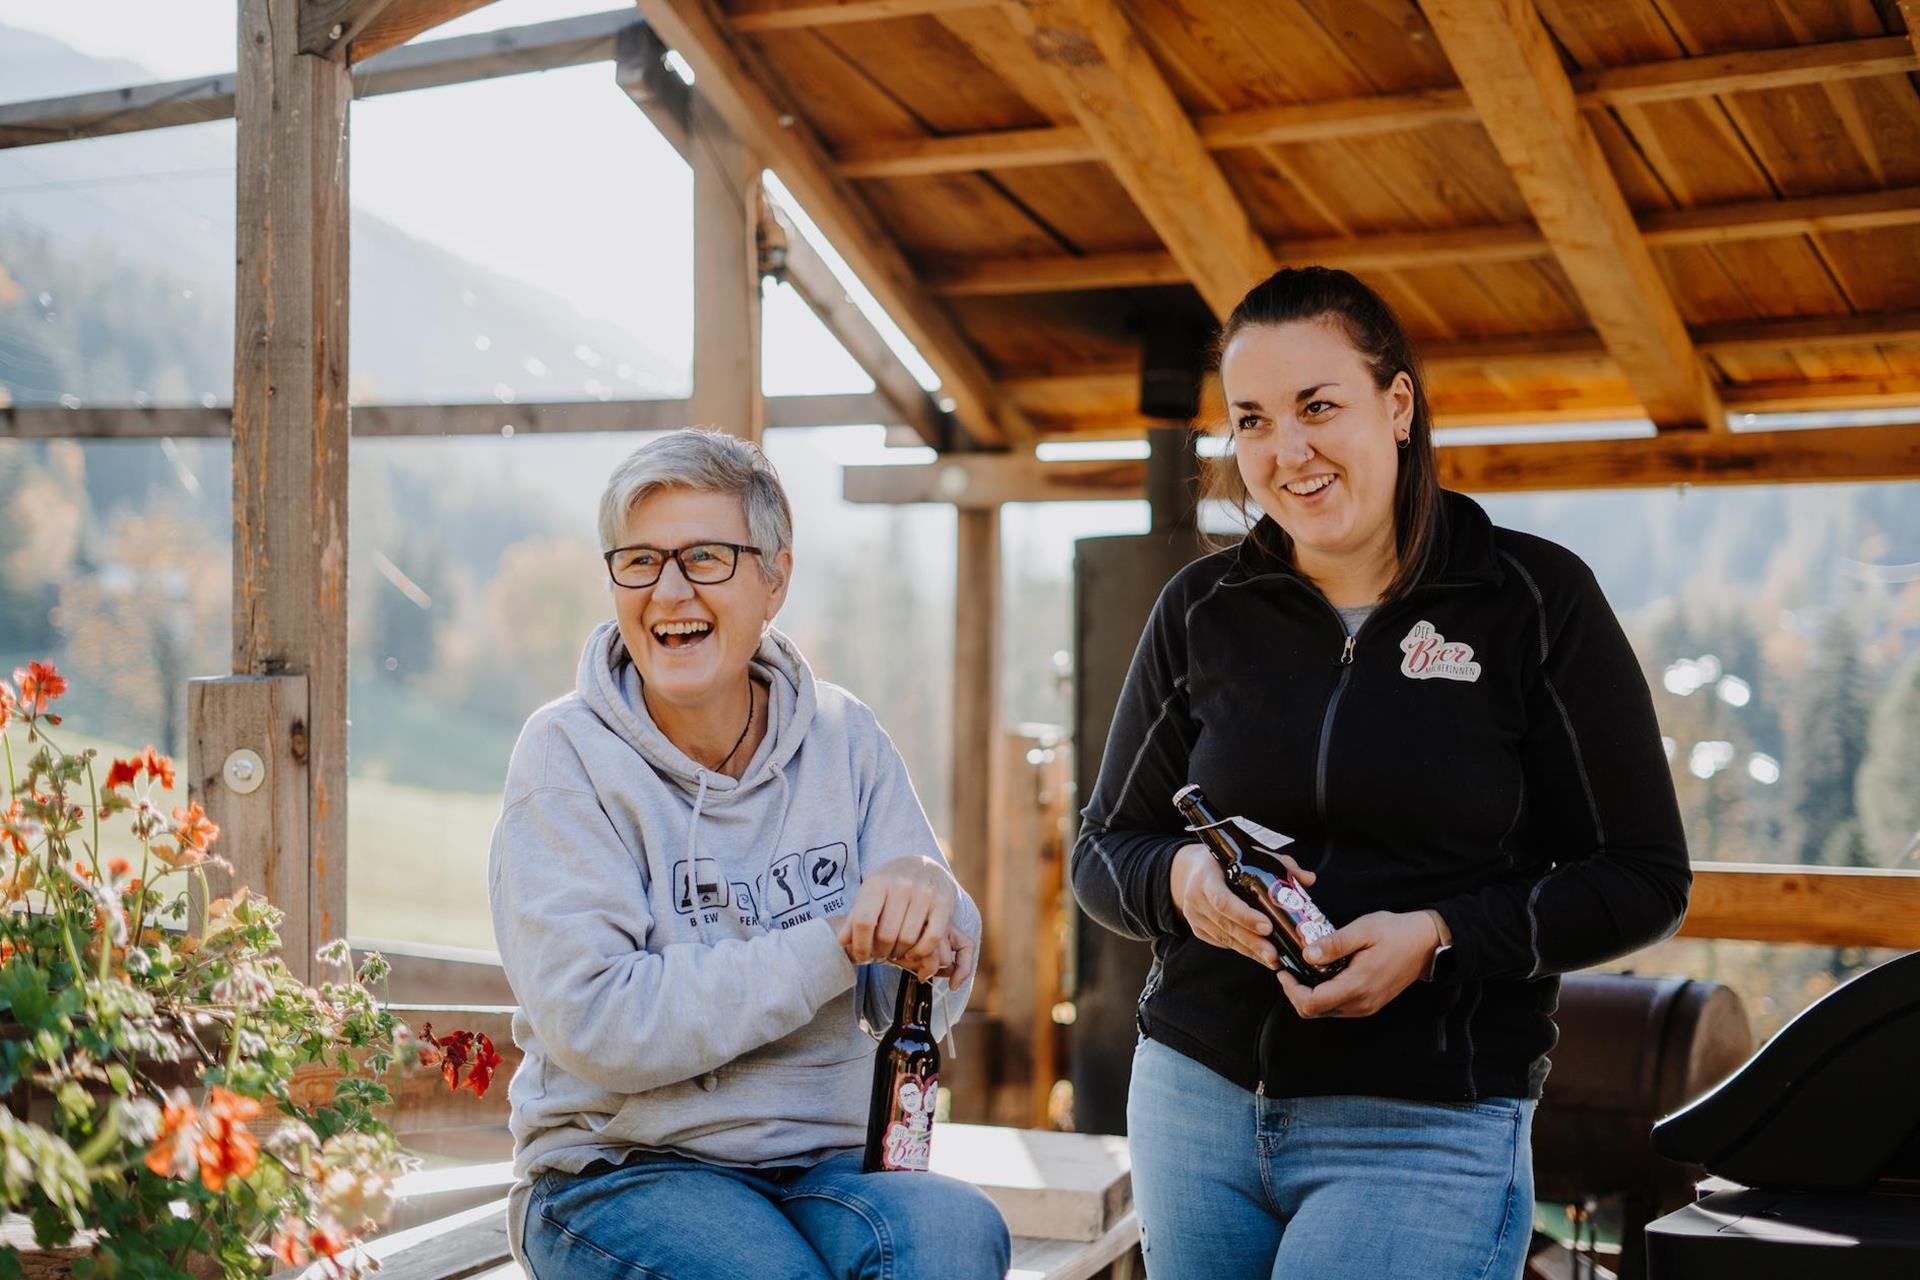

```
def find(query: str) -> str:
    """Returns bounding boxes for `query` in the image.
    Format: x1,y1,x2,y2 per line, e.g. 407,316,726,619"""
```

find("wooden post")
987,728,1072,1128
946,506,1002,1122
689,90,764,442
226,0,352,982
187,677,311,951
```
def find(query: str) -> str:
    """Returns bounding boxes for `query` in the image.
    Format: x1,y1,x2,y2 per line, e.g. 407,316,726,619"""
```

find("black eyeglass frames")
603,541,763,589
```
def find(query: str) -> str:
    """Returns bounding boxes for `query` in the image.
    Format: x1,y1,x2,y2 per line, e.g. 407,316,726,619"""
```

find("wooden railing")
1680,863,1920,950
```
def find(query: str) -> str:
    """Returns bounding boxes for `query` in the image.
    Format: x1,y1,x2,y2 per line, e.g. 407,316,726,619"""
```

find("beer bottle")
1172,783,1347,986
863,971,940,1173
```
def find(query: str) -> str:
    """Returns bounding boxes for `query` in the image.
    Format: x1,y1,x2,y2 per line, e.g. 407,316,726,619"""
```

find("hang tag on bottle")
1227,814,1294,852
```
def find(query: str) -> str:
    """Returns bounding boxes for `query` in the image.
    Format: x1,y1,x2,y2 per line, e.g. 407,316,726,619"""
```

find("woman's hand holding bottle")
1170,843,1316,971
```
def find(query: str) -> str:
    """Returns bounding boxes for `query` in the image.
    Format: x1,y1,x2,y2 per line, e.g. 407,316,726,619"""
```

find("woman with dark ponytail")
1074,268,1690,1279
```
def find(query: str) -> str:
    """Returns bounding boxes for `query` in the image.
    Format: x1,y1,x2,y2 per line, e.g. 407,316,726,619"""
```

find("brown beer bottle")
863,971,940,1173
1172,783,1348,986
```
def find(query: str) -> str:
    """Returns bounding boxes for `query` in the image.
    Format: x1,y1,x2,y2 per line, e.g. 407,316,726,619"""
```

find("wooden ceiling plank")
931,7,1080,122
1001,0,1271,318
1402,0,1725,431
634,0,1026,448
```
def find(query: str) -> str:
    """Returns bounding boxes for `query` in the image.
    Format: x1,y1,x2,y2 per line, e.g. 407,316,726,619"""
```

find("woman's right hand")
1169,843,1315,971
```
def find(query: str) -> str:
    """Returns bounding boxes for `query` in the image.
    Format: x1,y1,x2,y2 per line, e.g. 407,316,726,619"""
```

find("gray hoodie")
488,621,979,1259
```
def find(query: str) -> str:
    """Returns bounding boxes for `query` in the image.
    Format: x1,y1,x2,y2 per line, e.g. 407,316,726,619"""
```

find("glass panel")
1479,482,1920,871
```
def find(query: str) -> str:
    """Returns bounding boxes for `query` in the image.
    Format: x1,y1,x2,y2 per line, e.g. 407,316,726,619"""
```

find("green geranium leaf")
0,960,53,1029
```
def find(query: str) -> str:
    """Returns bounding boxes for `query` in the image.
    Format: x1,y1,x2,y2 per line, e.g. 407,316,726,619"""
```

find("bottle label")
1267,877,1337,946
880,1071,938,1171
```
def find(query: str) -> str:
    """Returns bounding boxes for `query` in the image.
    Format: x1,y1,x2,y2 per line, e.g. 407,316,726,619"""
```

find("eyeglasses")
603,541,763,589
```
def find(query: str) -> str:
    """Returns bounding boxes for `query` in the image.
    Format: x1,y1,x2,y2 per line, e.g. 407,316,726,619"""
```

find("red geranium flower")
142,745,177,791
0,681,13,730
104,757,142,791
14,661,67,716
171,801,220,854
194,1086,262,1192
419,1023,504,1099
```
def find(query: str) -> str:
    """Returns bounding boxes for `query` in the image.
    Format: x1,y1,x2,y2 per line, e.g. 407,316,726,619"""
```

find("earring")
1396,436,1410,450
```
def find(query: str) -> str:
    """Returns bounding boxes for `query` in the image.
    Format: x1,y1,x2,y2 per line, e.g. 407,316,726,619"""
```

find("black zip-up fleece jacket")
1074,490,1690,1102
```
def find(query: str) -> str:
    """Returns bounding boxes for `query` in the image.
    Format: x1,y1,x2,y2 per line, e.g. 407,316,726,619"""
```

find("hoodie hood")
576,618,818,802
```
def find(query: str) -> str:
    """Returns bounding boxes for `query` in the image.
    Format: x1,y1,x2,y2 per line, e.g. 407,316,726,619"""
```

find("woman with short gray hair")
490,428,1008,1280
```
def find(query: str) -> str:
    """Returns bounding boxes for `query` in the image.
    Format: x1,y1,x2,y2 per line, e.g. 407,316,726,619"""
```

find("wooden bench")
346,1125,1140,1280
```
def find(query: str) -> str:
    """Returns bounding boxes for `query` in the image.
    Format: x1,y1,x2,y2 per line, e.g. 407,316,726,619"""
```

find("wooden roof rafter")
635,0,1033,450
1001,0,1271,319
1421,0,1725,434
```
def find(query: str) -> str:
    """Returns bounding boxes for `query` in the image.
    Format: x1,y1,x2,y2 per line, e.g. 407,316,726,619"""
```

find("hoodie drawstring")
687,770,713,945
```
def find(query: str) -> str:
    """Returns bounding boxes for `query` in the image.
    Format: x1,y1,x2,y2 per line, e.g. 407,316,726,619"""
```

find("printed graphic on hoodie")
1398,620,1483,683
758,842,851,929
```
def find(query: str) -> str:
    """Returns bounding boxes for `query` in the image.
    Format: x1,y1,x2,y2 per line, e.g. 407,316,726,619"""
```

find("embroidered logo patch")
1399,620,1483,683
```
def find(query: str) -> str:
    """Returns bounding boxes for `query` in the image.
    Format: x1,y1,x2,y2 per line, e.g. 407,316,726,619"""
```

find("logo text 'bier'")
1399,621,1482,683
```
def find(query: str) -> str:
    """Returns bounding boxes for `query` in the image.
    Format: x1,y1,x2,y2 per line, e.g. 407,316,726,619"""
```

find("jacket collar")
1229,488,1503,591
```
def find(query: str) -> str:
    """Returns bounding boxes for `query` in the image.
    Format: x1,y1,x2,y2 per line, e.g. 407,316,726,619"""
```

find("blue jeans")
524,1147,1011,1280
1128,1035,1535,1280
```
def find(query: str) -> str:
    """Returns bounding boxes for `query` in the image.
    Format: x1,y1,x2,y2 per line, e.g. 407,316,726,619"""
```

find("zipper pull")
1340,634,1356,665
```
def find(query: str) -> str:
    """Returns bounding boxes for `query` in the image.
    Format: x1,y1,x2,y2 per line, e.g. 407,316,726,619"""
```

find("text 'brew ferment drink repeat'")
1172,783,1348,986
863,971,938,1173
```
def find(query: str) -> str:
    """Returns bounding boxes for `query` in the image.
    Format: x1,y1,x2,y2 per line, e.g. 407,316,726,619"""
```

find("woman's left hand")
1275,910,1442,1018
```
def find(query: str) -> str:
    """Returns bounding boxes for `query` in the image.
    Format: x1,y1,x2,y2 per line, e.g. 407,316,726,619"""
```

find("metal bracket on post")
188,674,314,981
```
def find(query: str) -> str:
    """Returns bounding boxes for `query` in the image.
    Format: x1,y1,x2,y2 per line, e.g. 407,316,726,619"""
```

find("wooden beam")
357,944,516,1005
1003,0,1270,317
346,0,502,62
1679,865,1920,951
1721,375,1920,414
842,424,1920,504
830,37,1917,179
0,10,643,150
1572,34,1917,107
1413,0,1725,431
949,506,1003,1117
994,315,1920,403
1695,309,1920,356
0,393,906,440
1435,422,1920,489
635,0,1026,449
690,92,766,442
1906,1,1920,67
233,0,352,960
1640,186,1920,247
615,20,691,158
302,0,504,62
924,188,1920,295
763,199,950,447
727,0,1000,32
301,0,404,56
